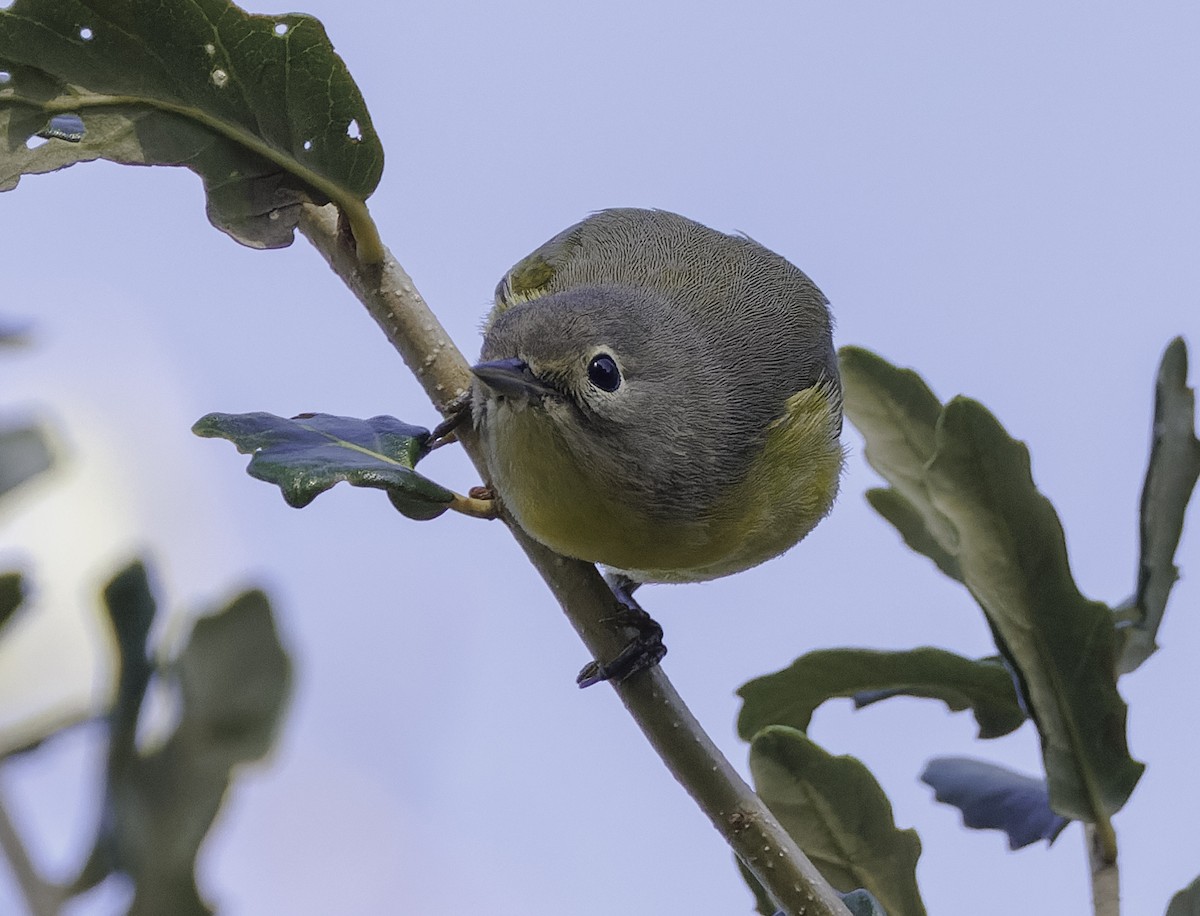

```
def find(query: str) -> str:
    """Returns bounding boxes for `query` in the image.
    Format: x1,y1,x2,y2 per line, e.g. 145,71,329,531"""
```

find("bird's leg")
576,574,668,688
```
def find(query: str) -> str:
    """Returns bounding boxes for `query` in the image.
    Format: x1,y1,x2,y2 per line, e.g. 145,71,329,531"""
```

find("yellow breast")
482,382,843,584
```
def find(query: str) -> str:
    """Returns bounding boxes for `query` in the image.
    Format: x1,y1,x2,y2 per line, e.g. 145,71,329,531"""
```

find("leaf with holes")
748,726,925,916
0,0,383,253
193,411,457,520
737,647,1025,742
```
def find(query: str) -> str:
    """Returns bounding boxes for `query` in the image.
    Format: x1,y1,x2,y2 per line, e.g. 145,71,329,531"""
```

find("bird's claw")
576,578,667,687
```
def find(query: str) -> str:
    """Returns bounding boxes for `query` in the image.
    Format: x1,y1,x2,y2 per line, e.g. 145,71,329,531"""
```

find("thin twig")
298,203,851,916
0,791,63,916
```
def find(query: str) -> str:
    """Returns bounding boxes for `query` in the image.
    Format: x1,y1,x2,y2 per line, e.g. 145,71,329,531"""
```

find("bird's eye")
586,353,621,392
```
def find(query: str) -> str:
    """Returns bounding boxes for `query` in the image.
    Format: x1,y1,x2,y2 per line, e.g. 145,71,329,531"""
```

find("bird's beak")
471,357,556,401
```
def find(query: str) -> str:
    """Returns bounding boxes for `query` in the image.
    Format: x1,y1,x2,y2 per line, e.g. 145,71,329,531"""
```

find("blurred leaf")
842,348,1144,822
78,565,291,915
0,570,23,634
102,560,157,743
749,726,925,916
1118,337,1200,674
194,411,455,519
1167,875,1200,916
0,320,31,345
737,647,1025,741
0,422,54,499
75,560,159,892
921,757,1069,850
0,0,382,249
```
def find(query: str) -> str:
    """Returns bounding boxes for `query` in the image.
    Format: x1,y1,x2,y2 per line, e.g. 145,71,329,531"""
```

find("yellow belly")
482,383,843,583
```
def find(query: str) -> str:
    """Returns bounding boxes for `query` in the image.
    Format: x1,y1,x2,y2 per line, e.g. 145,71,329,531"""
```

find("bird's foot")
576,576,667,688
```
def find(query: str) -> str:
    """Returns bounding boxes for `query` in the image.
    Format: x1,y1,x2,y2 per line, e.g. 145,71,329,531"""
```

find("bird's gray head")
472,283,732,512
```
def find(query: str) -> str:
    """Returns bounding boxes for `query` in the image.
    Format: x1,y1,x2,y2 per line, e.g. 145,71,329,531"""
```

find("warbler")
470,208,843,680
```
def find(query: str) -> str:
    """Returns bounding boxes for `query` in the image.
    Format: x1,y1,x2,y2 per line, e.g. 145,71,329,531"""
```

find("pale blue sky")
1,1,1198,914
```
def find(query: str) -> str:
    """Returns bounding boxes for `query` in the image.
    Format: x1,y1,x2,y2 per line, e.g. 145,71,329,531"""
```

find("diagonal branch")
297,203,851,916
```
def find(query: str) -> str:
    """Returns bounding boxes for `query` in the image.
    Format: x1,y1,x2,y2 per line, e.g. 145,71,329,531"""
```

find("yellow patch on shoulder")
507,256,557,301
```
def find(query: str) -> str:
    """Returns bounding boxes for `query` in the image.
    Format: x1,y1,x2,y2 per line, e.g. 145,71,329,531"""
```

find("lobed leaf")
1118,337,1200,674
193,411,455,519
925,397,1143,820
749,726,926,916
79,563,291,914
841,347,1144,823
921,756,1069,850
0,0,382,250
737,647,1025,742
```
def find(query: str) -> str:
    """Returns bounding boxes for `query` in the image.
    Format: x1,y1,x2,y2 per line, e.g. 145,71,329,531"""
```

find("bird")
470,208,843,683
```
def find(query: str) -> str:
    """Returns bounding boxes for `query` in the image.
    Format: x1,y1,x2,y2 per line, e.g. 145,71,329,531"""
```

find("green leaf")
102,560,157,743
737,647,1025,741
749,726,926,916
0,422,54,499
75,560,159,893
865,488,963,582
839,347,959,558
193,411,455,520
841,348,1144,823
1118,337,1200,674
0,0,383,251
1167,875,1200,916
80,571,292,915
925,397,1143,819
0,571,23,635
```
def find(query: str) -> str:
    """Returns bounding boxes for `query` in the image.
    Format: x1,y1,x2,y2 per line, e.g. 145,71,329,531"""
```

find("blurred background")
1,0,1197,913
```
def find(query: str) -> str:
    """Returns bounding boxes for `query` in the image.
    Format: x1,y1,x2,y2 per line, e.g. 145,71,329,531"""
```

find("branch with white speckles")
297,202,851,916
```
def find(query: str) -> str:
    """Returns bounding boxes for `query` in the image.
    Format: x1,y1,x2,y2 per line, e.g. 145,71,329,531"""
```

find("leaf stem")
448,491,497,519
297,202,851,916
1086,823,1120,916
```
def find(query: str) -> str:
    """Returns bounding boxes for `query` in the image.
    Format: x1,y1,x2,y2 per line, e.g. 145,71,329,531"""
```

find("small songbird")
470,208,843,681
